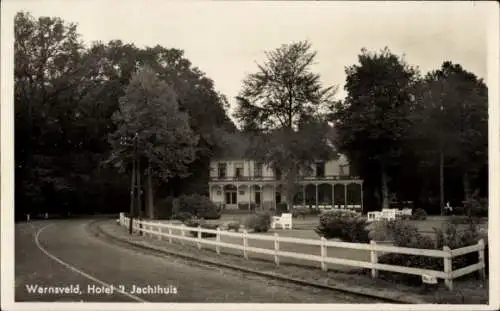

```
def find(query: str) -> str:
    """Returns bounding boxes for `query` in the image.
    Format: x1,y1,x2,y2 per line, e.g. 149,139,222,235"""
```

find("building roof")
212,124,340,161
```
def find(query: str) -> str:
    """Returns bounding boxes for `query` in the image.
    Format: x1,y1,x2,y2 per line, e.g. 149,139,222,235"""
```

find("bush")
376,220,487,286
155,196,175,219
171,194,221,220
276,202,288,215
452,198,488,218
314,211,370,243
183,216,218,238
244,212,271,233
238,203,249,210
410,208,427,220
292,206,321,219
433,222,488,272
292,207,308,219
175,212,193,222
368,219,395,241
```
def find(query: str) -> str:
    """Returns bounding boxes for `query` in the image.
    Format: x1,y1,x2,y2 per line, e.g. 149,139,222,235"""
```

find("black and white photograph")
1,0,499,310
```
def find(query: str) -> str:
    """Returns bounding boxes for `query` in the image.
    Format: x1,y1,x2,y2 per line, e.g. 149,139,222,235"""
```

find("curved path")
15,219,380,303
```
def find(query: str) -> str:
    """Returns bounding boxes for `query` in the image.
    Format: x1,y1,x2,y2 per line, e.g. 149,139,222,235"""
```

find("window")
275,168,282,180
218,162,227,178
235,162,244,178
339,164,348,176
254,162,263,177
316,162,325,177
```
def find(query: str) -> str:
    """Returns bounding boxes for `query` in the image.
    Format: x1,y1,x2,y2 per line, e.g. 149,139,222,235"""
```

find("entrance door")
275,192,281,204
225,191,237,205
255,191,261,205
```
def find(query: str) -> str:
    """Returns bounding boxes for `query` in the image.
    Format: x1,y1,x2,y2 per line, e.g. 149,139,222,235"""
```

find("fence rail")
118,213,485,291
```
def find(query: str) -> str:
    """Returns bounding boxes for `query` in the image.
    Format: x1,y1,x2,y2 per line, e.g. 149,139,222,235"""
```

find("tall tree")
14,11,121,216
331,47,419,209
107,66,199,219
411,61,488,212
234,41,337,210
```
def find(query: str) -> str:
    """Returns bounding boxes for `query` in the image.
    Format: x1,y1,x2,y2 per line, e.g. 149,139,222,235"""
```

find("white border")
1,1,499,311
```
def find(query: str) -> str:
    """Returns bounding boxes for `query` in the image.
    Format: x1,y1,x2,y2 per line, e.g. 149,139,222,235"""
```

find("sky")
3,0,495,117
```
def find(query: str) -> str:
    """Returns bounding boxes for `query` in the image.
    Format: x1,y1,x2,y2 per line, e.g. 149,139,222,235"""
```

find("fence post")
243,230,248,259
157,226,162,241
180,224,185,245
320,237,328,271
216,227,221,255
370,240,379,278
168,227,172,244
26,214,30,222
478,239,486,282
443,246,453,291
197,226,202,249
274,233,280,267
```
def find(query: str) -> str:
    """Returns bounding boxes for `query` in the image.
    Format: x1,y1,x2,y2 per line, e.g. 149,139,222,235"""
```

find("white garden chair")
367,211,382,222
402,208,413,216
381,209,396,221
271,213,293,230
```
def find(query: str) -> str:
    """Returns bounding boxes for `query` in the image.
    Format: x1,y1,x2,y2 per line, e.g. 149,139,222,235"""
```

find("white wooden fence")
118,213,485,291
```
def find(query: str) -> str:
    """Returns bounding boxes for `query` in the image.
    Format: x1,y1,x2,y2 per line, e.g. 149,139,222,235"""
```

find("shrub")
368,219,395,241
376,220,487,286
433,222,487,272
410,208,427,220
175,212,193,222
292,206,321,218
314,211,370,243
276,202,288,215
171,194,221,220
183,217,218,238
226,221,241,232
244,212,271,233
155,196,175,219
292,207,308,219
238,203,249,210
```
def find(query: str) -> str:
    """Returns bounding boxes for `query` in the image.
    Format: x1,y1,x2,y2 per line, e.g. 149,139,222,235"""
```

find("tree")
331,47,419,210
234,41,337,210
411,61,488,213
107,66,199,219
14,11,121,217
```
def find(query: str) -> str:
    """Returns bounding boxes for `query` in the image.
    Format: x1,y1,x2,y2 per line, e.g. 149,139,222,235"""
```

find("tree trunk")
463,171,471,201
137,159,143,235
285,164,298,212
129,159,136,235
439,150,445,216
381,162,390,209
147,164,155,219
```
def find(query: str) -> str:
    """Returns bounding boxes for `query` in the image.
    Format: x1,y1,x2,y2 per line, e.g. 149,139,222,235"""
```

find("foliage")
411,62,488,203
276,202,288,215
375,220,487,285
292,207,320,219
155,196,175,219
314,211,370,243
14,11,237,219
368,219,395,241
183,217,218,238
234,41,337,210
172,194,221,220
433,222,488,272
238,203,250,210
462,197,488,218
331,47,419,210
409,208,427,220
244,212,272,233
